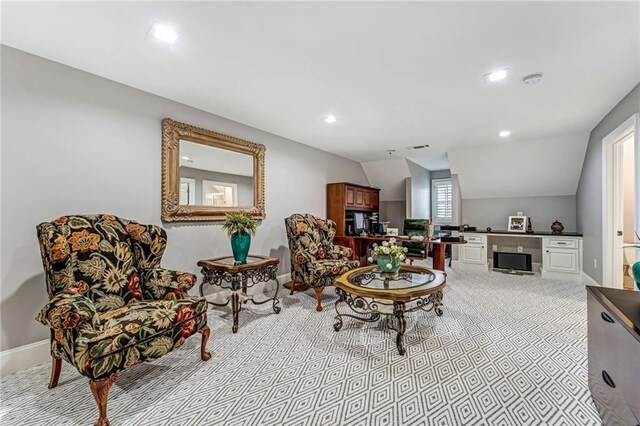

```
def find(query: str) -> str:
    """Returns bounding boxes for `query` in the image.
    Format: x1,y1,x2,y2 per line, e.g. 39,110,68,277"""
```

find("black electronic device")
493,252,532,273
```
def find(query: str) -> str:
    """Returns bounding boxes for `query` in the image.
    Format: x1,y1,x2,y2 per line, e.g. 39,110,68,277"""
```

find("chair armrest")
36,289,101,330
139,268,197,300
326,244,353,260
292,249,318,266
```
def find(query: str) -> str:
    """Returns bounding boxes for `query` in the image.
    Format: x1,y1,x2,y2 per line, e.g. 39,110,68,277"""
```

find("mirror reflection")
178,140,254,207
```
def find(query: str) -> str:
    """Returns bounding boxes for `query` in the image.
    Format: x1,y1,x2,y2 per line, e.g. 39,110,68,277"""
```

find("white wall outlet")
594,258,597,269
492,244,498,251
517,246,523,253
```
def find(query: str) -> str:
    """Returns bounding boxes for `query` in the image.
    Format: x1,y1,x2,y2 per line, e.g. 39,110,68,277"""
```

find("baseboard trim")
0,339,50,377
278,272,291,284
582,271,600,286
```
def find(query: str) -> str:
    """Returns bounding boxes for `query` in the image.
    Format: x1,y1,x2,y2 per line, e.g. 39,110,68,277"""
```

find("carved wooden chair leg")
89,373,119,426
48,356,62,389
314,287,324,312
200,325,212,361
289,280,296,295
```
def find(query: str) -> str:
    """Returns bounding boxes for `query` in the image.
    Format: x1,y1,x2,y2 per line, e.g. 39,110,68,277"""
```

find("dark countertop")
588,286,640,341
464,230,583,237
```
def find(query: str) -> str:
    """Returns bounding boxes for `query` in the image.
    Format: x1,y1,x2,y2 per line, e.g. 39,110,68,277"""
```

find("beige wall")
0,46,369,351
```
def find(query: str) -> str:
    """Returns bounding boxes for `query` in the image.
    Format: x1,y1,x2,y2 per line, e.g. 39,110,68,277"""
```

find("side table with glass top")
333,265,446,355
197,255,281,333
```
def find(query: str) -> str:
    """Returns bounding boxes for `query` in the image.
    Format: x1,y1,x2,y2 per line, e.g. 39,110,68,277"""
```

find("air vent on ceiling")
407,144,430,150
523,73,544,85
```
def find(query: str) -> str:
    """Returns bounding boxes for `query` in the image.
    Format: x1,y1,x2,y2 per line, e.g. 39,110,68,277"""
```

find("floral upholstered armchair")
36,214,211,426
285,213,359,311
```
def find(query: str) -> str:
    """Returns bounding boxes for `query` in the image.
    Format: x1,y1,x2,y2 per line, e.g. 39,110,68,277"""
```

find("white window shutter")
432,179,452,223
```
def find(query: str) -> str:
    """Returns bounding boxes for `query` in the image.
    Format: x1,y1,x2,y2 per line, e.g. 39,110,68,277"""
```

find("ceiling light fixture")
499,130,511,137
386,150,396,157
150,23,178,44
323,115,337,124
484,68,509,82
523,73,544,85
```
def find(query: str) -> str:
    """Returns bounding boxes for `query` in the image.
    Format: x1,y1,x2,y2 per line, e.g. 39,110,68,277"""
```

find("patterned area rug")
0,266,601,425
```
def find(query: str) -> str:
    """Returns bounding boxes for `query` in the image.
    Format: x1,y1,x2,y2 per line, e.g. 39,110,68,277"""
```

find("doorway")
602,113,639,289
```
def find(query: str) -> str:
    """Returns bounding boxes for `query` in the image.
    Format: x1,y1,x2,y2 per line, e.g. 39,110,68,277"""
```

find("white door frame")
602,113,639,288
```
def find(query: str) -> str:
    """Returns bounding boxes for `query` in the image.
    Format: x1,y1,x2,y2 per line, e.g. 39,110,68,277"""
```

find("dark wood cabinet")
371,191,379,209
587,286,640,425
327,183,380,239
355,189,364,206
345,187,355,207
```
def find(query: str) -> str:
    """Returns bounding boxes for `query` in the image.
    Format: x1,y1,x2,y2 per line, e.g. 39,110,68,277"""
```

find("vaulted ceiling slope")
361,158,411,201
448,133,589,199
2,2,638,171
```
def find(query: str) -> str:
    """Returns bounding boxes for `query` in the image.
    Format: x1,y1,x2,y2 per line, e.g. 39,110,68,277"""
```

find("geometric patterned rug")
0,265,602,425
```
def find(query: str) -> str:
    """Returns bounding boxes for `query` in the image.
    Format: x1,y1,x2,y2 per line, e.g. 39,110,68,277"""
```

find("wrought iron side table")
197,255,281,333
333,265,446,355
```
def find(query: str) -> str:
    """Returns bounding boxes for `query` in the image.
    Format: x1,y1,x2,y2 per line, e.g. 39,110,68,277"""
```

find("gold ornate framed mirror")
161,118,265,222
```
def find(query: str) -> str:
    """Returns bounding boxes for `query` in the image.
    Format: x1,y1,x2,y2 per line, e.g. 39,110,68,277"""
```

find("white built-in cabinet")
541,237,582,279
458,232,583,281
459,234,487,267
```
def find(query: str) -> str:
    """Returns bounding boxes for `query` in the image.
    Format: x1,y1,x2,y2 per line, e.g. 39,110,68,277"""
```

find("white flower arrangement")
368,238,408,263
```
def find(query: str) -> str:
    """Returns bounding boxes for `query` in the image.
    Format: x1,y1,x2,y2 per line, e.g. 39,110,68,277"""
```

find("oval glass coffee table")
333,265,446,355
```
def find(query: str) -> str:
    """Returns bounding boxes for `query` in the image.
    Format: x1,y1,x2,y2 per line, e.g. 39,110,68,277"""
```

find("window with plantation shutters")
432,179,452,224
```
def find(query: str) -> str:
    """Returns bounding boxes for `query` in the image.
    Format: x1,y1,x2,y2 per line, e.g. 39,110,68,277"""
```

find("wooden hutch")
327,182,381,252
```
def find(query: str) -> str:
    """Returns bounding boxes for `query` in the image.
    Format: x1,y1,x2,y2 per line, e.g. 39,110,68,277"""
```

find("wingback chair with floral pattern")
36,214,211,426
285,213,359,311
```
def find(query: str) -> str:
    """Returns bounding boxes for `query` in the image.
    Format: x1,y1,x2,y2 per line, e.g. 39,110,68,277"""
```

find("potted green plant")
626,231,640,290
368,238,408,274
222,212,257,264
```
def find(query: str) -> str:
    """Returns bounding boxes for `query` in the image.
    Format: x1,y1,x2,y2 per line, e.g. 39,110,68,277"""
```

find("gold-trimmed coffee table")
333,265,446,355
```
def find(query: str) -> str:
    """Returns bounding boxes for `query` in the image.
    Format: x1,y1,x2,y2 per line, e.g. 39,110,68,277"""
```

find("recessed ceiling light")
499,130,511,137
150,23,178,44
484,68,509,82
323,115,337,124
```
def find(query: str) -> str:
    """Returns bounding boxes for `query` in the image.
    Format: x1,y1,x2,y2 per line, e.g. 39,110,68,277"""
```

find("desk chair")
402,219,452,267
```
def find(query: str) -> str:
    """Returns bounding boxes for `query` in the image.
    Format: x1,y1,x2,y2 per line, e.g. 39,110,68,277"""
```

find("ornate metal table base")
333,288,443,355
200,264,281,333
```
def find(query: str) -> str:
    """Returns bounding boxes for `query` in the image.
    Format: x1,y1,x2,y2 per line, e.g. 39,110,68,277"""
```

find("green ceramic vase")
632,261,640,291
231,231,251,264
377,255,402,274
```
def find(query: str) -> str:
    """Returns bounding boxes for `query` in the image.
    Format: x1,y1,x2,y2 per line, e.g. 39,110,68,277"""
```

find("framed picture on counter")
507,216,527,233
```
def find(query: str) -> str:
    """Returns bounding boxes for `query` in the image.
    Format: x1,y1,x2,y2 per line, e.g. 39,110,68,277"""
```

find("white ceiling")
448,133,590,199
2,2,639,171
